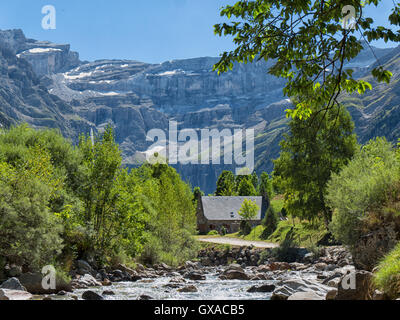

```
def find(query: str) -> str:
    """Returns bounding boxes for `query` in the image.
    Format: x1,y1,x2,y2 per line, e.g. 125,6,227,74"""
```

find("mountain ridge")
0,28,399,193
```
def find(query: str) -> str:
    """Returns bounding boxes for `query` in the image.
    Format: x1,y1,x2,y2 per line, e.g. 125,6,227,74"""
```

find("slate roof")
201,196,262,221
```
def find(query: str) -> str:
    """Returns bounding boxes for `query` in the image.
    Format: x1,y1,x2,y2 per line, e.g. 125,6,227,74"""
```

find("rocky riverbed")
0,246,383,300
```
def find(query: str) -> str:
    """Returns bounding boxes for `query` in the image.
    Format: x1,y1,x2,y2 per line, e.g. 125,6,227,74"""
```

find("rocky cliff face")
0,43,88,139
0,29,398,193
0,29,80,76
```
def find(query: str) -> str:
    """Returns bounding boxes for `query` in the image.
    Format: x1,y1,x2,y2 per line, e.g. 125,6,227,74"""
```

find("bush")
220,226,227,236
207,230,219,236
0,125,199,272
261,230,300,263
328,138,399,246
374,242,400,299
0,161,63,270
240,220,252,236
261,206,278,239
327,138,400,269
306,244,325,260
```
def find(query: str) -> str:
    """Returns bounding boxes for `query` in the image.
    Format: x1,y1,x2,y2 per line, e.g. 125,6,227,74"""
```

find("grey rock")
0,288,33,300
82,290,104,300
137,294,154,300
76,260,94,275
19,272,71,294
288,291,325,300
102,290,115,296
184,272,206,281
71,274,102,289
271,279,332,300
223,270,249,281
247,283,275,293
0,277,26,291
336,271,373,300
178,285,198,293
326,289,338,300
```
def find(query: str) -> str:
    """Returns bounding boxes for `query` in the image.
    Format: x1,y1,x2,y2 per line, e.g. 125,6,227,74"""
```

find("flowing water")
71,274,275,300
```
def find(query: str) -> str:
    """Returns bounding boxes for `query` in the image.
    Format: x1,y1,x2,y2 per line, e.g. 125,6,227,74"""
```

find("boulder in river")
178,285,198,293
71,274,102,289
268,262,291,271
247,283,275,293
271,278,332,300
288,291,325,300
0,277,26,291
0,289,33,300
102,290,115,296
335,270,373,300
137,294,154,300
19,272,72,294
184,272,206,281
117,264,138,277
184,261,201,270
82,290,104,300
223,270,249,280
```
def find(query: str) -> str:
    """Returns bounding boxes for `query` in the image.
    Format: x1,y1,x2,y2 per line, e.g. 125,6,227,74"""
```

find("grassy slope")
374,242,400,299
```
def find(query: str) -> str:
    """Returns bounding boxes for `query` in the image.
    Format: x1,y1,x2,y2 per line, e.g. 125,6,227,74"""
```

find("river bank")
0,244,384,300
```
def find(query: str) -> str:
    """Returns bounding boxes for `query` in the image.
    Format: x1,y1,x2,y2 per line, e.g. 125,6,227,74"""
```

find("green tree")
215,170,237,196
214,1,396,121
193,186,204,203
238,199,260,235
78,126,127,257
274,106,357,225
237,177,258,196
0,157,63,270
261,206,278,239
251,171,259,190
138,163,198,266
259,172,273,198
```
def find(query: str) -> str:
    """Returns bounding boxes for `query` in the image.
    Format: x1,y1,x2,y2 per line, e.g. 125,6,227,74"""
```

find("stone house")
196,196,267,234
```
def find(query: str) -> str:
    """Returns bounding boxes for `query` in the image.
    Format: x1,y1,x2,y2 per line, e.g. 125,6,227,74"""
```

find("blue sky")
0,0,397,63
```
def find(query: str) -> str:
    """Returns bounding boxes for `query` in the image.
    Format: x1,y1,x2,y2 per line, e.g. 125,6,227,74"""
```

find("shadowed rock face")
0,29,398,193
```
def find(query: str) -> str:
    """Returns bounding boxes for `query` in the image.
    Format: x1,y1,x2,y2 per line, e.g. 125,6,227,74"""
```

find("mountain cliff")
0,29,398,193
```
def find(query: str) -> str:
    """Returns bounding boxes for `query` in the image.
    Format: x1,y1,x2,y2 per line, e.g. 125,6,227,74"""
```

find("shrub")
374,242,400,299
306,244,325,260
261,206,278,239
327,138,400,269
328,138,399,246
0,161,63,270
0,125,199,271
262,230,300,263
240,220,252,236
207,230,219,236
220,226,227,236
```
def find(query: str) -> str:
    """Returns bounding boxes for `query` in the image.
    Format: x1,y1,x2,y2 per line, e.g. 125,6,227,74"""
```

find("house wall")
198,219,261,234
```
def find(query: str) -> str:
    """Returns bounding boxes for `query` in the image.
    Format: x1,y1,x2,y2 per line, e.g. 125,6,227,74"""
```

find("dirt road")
197,236,279,248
